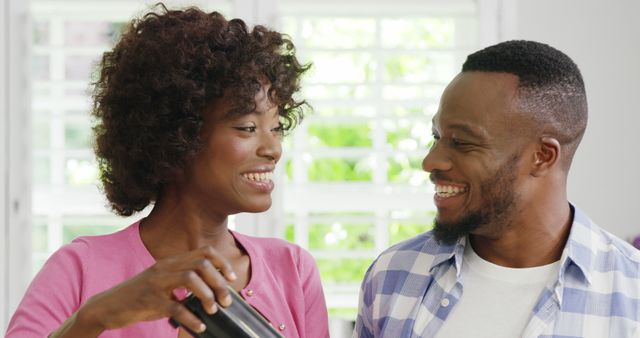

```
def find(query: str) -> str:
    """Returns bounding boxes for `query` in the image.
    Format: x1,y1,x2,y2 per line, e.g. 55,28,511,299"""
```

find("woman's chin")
241,200,272,214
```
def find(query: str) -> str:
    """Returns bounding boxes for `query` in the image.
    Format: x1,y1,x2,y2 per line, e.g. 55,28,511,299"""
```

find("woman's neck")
139,191,236,260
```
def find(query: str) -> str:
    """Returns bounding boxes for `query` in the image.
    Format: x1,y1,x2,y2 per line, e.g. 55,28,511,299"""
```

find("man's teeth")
435,185,465,197
243,172,273,182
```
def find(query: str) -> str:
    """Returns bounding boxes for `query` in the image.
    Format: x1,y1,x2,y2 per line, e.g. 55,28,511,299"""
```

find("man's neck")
469,201,573,268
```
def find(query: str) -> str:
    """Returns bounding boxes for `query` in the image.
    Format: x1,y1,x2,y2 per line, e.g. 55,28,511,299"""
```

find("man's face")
422,71,528,244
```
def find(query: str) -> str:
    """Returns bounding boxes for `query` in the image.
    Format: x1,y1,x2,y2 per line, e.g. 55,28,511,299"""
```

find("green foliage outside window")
387,156,427,183
306,52,375,84
385,119,431,150
389,220,434,246
316,258,373,284
65,158,99,186
32,220,48,252
308,158,373,182
64,118,92,149
62,224,122,244
384,55,434,83
304,85,373,100
308,223,375,251
299,18,376,48
380,18,455,48
308,124,372,148
314,106,376,117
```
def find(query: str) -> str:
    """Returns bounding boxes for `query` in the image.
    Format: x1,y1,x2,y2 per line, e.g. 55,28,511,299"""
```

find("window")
278,0,479,318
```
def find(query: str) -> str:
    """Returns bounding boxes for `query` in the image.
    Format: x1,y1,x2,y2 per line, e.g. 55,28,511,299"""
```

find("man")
354,40,640,338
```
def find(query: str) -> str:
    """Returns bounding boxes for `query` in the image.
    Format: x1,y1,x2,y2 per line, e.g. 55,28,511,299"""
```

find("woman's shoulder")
49,220,145,269
72,220,139,243
67,221,140,253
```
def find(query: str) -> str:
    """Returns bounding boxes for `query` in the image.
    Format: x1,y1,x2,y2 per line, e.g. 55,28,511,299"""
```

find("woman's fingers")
160,246,235,308
197,246,234,307
166,301,207,334
188,258,231,310
199,246,237,282
176,270,218,315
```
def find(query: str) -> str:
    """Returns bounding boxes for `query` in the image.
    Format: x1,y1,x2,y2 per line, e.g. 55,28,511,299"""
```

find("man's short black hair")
462,40,588,170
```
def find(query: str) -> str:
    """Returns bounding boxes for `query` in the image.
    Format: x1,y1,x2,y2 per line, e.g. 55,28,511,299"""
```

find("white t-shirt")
436,242,560,338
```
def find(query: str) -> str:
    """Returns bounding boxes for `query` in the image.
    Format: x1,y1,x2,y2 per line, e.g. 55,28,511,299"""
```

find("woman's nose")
257,131,282,163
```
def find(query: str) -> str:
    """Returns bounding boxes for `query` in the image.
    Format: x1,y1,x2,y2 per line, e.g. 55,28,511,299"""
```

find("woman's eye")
234,126,256,132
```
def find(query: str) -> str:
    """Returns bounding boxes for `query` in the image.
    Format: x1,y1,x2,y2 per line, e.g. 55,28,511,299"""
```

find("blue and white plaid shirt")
354,206,640,337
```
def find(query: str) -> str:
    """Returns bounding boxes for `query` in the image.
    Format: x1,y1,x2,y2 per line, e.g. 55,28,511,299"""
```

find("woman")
6,4,328,338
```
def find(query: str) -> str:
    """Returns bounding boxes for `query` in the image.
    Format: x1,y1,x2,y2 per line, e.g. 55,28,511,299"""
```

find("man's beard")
432,154,520,245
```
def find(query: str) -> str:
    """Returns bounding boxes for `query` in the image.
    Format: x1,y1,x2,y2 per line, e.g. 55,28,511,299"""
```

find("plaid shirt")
354,206,640,337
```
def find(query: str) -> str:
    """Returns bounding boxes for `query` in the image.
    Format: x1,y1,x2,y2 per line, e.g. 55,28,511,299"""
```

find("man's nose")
422,142,452,173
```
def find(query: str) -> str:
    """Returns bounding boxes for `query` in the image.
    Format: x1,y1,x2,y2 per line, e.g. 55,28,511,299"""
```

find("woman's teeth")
435,184,466,197
243,172,273,182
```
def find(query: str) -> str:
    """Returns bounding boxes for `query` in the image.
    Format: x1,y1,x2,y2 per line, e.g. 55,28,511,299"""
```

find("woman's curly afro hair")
92,4,310,216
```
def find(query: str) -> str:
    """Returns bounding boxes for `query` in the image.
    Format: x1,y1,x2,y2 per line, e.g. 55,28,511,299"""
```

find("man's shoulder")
594,226,640,261
573,209,640,265
367,230,449,277
570,209,640,295
381,230,441,255
588,223,640,276
561,211,640,328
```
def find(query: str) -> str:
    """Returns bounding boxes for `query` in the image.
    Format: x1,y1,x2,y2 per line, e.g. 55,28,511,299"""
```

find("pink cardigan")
6,221,329,338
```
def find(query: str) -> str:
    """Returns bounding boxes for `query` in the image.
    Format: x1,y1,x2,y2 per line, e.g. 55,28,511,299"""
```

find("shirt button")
246,289,254,296
278,323,286,331
441,298,450,307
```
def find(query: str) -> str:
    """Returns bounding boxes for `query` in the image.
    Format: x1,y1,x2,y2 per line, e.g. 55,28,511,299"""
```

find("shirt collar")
558,204,595,285
428,235,466,277
426,204,595,285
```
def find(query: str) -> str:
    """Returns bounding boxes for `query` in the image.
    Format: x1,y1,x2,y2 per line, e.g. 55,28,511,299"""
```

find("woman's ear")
530,136,560,177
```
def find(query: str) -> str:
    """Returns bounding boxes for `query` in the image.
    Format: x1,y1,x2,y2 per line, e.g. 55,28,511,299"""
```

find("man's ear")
530,137,560,177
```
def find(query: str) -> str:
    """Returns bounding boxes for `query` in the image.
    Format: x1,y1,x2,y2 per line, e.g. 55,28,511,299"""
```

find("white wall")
510,0,640,241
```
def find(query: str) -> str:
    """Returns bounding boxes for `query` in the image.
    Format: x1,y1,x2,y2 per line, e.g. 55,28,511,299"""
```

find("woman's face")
181,84,283,215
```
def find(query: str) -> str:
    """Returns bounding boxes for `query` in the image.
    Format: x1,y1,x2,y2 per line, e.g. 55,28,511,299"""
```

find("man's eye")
452,138,472,147
234,126,256,132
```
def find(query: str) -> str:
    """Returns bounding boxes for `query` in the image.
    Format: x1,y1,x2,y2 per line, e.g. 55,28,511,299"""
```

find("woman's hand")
51,245,236,337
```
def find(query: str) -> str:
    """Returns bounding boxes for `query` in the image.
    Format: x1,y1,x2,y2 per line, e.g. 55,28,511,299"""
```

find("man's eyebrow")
431,118,486,139
448,122,486,140
431,116,484,138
